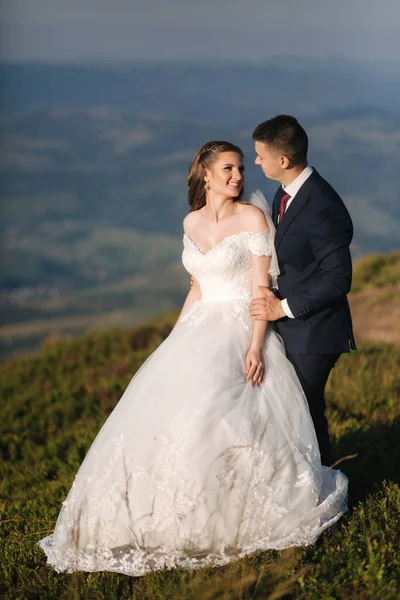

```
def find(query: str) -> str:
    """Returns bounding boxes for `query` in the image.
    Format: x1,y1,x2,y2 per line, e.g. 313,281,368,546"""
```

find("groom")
250,115,356,466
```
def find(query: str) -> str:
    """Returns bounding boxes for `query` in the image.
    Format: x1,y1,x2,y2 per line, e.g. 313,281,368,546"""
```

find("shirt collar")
283,165,314,198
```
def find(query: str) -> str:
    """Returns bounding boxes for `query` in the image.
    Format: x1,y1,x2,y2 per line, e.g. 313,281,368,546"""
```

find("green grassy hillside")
1,308,400,599
351,250,400,293
349,250,400,346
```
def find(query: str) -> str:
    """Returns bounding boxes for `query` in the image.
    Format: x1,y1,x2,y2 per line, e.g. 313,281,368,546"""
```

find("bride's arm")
250,253,272,349
246,253,271,386
179,277,202,319
172,277,202,330
243,207,273,386
173,214,203,329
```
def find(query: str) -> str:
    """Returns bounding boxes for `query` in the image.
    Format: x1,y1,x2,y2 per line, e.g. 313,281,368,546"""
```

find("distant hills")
1,59,399,360
2,59,400,115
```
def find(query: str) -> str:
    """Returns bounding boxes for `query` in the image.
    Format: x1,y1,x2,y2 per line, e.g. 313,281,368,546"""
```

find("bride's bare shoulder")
236,203,268,231
183,209,202,234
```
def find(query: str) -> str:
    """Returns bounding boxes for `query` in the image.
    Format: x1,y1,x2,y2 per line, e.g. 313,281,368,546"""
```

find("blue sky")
1,0,400,62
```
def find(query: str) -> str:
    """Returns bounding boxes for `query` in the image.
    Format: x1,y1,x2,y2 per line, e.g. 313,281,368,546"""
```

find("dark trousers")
286,353,341,466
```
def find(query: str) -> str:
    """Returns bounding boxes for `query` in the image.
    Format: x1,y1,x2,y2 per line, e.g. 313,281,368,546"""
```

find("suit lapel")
275,171,320,250
272,189,281,227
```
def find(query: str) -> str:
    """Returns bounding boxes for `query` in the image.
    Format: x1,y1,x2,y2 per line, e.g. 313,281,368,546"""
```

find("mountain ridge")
1,61,399,361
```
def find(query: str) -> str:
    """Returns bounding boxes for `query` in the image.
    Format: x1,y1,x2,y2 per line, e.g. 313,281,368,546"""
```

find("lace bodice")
182,230,274,303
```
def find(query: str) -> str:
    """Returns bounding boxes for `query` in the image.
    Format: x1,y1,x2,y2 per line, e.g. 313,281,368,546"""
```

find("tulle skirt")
39,299,348,575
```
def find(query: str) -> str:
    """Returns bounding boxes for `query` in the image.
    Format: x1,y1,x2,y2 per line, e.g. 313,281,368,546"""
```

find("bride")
39,141,348,576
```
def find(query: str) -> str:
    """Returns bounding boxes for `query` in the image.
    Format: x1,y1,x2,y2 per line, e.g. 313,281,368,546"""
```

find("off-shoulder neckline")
183,230,269,256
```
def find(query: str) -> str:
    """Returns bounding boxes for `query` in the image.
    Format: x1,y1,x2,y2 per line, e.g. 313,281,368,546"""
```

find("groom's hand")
250,287,286,321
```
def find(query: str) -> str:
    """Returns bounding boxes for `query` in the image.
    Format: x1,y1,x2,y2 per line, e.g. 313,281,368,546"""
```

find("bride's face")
205,152,245,198
255,141,288,181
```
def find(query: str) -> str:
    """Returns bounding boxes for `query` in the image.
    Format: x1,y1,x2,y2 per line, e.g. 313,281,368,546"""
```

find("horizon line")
1,55,400,68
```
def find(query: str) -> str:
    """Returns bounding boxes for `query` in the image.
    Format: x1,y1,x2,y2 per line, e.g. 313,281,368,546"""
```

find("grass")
1,316,400,599
351,250,400,293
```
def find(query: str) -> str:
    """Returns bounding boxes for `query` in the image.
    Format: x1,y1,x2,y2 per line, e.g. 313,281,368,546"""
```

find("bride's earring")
205,180,210,192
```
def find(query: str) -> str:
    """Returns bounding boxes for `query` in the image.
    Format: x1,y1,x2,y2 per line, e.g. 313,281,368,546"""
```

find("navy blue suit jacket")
272,169,356,354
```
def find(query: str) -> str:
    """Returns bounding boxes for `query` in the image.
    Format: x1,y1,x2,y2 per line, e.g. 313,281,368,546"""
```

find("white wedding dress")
39,228,348,576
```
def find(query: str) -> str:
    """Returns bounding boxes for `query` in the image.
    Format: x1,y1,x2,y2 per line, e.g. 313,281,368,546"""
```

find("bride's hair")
187,141,244,211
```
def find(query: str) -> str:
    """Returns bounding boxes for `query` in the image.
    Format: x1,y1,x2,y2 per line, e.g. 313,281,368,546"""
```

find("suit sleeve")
285,192,354,319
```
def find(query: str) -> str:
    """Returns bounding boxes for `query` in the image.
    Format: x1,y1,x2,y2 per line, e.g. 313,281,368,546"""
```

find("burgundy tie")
278,192,291,223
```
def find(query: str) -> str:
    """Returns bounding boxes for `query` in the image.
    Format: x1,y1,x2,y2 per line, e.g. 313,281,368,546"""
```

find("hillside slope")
349,250,400,346
1,307,400,598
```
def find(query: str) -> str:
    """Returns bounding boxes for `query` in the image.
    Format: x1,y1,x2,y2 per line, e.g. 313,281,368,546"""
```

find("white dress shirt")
279,165,314,319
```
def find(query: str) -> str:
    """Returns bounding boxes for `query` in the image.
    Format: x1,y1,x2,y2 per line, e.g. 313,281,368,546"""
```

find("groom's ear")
280,155,291,170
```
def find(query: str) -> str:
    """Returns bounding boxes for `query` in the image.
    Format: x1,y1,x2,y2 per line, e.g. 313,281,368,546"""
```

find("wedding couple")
39,115,355,576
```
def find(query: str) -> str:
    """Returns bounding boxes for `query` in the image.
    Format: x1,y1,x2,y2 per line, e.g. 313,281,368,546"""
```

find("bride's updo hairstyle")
187,141,244,211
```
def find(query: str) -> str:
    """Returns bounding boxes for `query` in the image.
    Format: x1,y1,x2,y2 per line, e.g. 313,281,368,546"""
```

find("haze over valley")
1,58,400,358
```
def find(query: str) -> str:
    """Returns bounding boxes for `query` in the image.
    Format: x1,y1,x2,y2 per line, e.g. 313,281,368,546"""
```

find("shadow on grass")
331,418,400,508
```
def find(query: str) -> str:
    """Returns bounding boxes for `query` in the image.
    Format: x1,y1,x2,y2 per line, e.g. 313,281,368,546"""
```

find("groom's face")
254,141,285,182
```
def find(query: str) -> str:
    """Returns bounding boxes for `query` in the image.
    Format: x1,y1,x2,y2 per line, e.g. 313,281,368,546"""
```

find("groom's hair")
252,115,308,165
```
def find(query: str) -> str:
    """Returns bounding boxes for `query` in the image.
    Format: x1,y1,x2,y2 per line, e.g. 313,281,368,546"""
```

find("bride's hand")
245,347,265,387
